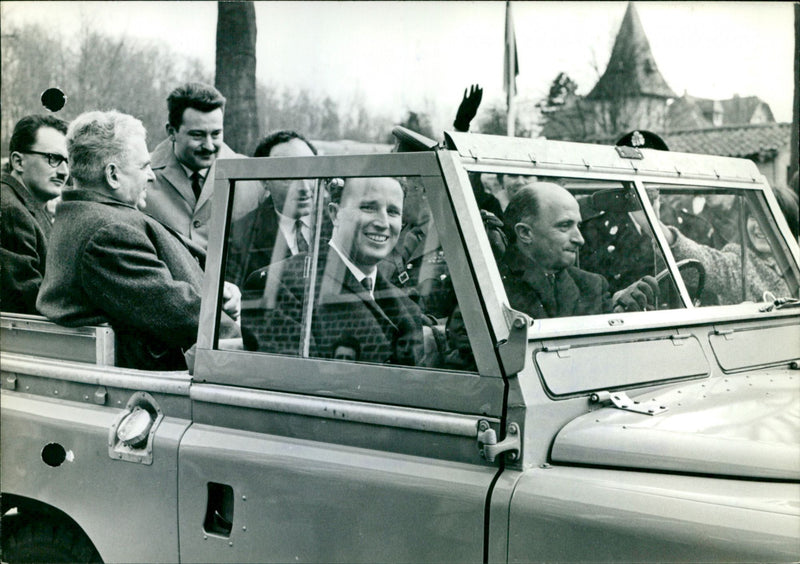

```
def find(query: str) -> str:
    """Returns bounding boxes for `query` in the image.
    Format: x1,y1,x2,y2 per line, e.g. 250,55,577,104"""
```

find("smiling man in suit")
242,177,422,365
147,82,261,250
225,130,319,287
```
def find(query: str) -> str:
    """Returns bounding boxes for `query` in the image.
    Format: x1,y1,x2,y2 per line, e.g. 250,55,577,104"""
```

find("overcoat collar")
1,171,53,234
503,245,581,318
150,137,240,210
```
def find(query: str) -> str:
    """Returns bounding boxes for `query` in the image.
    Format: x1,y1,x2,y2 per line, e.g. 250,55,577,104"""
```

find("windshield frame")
460,160,800,341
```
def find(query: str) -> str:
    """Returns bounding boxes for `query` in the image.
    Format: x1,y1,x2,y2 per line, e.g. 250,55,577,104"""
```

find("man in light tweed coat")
37,110,240,370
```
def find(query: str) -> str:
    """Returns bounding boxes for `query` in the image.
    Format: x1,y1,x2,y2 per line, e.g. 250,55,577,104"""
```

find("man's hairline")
172,106,225,131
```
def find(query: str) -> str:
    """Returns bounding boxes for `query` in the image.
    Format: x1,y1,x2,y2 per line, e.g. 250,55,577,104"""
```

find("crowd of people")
2,81,797,372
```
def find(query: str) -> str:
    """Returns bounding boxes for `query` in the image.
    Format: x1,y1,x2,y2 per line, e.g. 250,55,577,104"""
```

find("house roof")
672,94,775,126
662,122,791,159
666,96,713,131
719,96,775,125
587,3,676,100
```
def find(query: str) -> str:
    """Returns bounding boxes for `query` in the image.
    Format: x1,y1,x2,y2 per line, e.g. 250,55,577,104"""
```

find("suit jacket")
36,189,239,370
226,196,334,288
226,195,289,287
1,172,52,313
499,246,612,319
242,248,422,364
148,138,263,250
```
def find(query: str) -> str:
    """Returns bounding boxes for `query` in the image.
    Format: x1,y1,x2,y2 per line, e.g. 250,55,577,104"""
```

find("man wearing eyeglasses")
1,114,68,313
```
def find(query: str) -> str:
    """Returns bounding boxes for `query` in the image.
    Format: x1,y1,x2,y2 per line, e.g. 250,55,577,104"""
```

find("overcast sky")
1,1,795,132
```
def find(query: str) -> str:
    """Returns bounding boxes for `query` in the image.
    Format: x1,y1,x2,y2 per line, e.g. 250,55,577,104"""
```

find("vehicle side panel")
178,423,495,563
507,466,800,562
1,392,188,563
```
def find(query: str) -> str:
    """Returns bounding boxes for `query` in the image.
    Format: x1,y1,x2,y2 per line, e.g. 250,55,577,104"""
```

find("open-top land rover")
2,130,798,562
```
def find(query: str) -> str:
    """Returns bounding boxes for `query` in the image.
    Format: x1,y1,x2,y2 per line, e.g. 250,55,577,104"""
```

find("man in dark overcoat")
225,130,321,287
37,110,240,370
1,115,68,313
499,183,658,319
242,177,422,365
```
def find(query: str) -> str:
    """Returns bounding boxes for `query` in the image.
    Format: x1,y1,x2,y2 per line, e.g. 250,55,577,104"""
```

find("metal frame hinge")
3,374,17,390
670,333,691,346
543,344,571,358
590,391,668,416
477,420,521,462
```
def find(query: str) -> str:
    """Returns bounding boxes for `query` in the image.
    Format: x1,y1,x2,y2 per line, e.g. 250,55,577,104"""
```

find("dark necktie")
361,276,373,295
295,219,309,253
191,172,203,200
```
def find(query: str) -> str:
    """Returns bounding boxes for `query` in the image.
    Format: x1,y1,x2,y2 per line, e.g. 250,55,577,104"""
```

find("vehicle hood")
551,370,800,480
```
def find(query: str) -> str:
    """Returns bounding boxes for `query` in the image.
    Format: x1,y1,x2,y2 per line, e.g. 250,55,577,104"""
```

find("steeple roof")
587,3,676,100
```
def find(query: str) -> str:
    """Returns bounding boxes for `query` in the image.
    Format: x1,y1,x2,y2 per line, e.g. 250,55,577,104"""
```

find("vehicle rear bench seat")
0,313,115,366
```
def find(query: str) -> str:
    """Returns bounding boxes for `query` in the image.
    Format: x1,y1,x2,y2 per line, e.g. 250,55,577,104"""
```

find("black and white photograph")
1,1,798,562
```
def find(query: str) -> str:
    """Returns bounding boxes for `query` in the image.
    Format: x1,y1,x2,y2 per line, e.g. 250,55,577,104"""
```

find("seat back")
0,313,115,365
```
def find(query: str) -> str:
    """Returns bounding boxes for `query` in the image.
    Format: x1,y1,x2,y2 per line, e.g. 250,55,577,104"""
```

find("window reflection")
221,176,477,373
483,174,682,318
648,186,799,306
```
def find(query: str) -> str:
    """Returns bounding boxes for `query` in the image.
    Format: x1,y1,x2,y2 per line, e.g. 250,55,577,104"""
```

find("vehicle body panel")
507,467,800,562
552,370,800,479
1,391,188,563
178,423,495,563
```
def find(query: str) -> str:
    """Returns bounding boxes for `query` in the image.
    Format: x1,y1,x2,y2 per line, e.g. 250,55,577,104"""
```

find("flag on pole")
503,0,519,109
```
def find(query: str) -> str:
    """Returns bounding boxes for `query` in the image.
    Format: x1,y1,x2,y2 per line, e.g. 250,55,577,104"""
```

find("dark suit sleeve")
0,202,45,313
80,222,203,349
241,262,310,355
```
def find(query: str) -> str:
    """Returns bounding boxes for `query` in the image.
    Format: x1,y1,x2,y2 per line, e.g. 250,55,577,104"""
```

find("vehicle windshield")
473,172,799,320
645,184,800,307
219,175,478,373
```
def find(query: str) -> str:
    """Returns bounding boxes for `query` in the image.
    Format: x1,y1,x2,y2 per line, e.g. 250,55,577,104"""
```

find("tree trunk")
791,3,799,187
215,1,258,155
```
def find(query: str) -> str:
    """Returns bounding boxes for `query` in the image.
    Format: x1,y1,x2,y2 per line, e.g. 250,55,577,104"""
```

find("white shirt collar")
276,210,311,255
328,240,377,297
179,163,208,181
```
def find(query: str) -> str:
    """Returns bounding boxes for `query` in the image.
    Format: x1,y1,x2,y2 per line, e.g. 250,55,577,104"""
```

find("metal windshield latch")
477,421,520,462
590,391,668,416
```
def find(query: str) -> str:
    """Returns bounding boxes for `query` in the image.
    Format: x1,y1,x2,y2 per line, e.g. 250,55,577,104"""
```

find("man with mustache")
1,114,68,313
225,130,321,287
147,82,261,250
242,177,422,365
37,110,240,370
499,183,658,318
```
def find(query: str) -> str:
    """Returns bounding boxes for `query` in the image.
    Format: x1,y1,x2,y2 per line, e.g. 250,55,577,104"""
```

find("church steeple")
587,2,676,100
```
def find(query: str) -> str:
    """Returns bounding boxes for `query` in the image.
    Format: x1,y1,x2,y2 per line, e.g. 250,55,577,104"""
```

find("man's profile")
499,183,658,318
37,110,240,370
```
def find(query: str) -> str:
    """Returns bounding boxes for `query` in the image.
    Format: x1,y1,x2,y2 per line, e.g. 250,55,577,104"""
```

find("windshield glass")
219,175,478,373
475,173,684,319
645,184,800,307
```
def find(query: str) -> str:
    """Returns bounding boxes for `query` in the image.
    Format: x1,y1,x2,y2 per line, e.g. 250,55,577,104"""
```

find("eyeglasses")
22,150,68,168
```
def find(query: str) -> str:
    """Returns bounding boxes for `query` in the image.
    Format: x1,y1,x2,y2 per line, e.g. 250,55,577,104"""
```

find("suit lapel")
161,153,196,206
519,262,557,317
3,174,52,236
553,270,581,317
319,252,396,331
195,161,215,209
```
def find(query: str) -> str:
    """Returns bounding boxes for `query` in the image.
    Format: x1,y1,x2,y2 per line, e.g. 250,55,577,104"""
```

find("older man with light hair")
37,110,240,370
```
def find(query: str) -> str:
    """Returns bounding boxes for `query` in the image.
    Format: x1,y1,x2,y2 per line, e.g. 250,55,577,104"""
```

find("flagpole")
504,0,518,137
